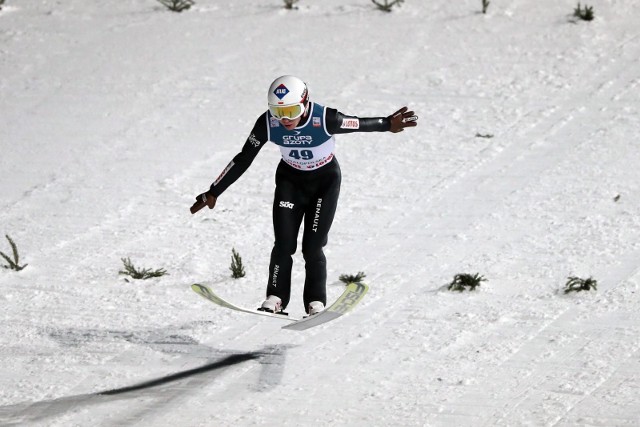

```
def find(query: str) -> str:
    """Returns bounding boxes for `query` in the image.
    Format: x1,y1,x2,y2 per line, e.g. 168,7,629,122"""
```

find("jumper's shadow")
0,327,293,426
99,352,260,396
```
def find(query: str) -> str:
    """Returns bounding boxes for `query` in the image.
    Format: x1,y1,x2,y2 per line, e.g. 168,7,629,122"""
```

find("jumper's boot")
307,301,325,316
258,295,285,314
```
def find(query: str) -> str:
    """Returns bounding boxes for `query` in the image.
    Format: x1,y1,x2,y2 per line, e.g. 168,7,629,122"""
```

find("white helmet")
267,75,309,120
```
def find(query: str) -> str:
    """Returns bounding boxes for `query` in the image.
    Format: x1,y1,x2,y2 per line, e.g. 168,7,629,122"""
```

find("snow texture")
1,0,640,425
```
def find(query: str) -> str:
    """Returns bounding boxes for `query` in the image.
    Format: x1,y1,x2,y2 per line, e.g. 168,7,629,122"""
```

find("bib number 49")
289,149,314,160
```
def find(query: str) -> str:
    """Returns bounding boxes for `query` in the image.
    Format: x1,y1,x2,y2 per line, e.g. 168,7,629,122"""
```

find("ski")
191,281,368,330
282,282,368,331
191,284,299,321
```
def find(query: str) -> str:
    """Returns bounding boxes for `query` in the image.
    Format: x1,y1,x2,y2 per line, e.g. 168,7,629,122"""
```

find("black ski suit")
209,102,391,311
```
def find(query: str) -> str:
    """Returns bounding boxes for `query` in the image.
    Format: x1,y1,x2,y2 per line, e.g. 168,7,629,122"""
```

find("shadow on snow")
0,345,291,426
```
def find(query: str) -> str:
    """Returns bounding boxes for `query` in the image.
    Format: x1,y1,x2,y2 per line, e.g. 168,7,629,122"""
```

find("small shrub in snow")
482,0,490,14
447,273,486,292
564,276,598,294
229,248,246,279
573,3,594,21
0,235,27,271
119,257,167,280
283,0,299,9
339,271,366,285
0,0,5,11
371,0,404,13
157,0,194,13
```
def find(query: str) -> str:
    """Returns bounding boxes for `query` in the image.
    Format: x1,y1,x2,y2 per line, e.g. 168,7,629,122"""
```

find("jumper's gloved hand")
388,106,418,133
202,191,217,209
190,191,216,214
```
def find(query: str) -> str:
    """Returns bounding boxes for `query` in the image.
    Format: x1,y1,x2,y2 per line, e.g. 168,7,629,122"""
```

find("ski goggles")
269,103,305,120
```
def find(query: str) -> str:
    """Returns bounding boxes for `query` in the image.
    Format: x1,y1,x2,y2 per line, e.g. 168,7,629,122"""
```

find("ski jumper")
209,102,391,310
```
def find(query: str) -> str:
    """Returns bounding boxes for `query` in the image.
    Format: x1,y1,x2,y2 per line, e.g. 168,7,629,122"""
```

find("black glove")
388,106,418,133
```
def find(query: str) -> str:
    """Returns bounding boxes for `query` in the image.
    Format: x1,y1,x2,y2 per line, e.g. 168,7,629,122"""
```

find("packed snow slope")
1,0,640,425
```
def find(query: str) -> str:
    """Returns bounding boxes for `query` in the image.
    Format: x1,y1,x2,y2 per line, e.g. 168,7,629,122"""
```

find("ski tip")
345,281,369,293
191,283,214,299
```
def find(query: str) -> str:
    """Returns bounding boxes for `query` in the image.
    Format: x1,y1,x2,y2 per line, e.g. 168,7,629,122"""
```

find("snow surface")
1,0,640,425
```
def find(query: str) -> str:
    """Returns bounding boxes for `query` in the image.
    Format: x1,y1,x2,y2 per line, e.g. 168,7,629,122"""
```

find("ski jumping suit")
209,102,391,310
